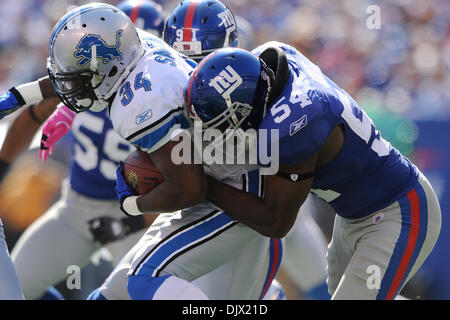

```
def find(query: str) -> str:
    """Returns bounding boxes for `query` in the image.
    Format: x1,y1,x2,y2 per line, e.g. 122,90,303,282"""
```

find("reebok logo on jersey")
74,30,123,66
136,109,153,125
289,115,307,136
208,65,243,101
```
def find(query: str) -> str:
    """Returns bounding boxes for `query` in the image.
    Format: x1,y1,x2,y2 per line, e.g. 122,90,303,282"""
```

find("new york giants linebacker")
46,3,280,300
0,0,165,300
186,43,442,299
163,0,329,299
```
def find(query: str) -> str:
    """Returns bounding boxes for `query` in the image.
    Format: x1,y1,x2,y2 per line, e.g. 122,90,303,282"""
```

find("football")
123,149,164,195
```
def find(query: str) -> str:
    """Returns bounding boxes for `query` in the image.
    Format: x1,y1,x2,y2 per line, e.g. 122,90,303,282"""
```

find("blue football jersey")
253,42,419,219
68,109,134,199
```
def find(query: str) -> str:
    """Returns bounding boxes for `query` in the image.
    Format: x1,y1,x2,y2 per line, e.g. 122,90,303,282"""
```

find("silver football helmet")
48,3,144,112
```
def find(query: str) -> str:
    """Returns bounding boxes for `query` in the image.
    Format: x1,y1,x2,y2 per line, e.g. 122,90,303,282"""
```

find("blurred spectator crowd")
0,0,448,123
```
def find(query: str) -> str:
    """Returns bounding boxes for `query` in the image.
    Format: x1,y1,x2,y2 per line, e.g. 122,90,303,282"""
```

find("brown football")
123,149,164,195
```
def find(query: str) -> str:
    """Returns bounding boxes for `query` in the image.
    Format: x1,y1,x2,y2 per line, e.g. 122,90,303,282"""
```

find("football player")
186,43,442,299
0,1,282,300
163,0,329,299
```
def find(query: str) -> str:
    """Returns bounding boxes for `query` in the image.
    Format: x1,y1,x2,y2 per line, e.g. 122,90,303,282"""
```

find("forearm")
136,172,206,215
0,99,58,163
206,176,284,238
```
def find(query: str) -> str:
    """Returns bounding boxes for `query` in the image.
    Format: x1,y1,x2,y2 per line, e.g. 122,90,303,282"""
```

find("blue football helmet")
117,0,164,37
186,47,273,132
163,0,238,62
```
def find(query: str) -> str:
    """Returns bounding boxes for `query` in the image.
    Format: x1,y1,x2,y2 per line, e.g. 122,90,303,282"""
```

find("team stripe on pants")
131,210,238,277
377,184,429,300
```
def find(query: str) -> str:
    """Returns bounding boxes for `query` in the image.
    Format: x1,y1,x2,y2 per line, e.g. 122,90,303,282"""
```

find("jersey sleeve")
258,88,335,166
109,54,192,154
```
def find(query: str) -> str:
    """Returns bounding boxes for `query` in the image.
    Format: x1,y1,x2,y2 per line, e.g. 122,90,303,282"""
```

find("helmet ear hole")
202,17,208,24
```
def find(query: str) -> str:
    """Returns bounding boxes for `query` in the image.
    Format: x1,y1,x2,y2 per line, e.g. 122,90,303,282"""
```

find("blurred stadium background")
0,0,449,299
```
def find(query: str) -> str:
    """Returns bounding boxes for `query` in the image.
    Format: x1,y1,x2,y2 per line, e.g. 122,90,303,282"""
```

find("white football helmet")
48,3,144,112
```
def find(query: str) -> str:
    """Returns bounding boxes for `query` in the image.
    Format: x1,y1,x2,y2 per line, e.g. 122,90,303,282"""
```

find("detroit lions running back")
47,3,280,300
186,43,442,299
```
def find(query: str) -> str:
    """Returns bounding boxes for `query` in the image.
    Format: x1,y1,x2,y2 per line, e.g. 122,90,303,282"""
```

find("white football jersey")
109,30,256,188
109,29,193,153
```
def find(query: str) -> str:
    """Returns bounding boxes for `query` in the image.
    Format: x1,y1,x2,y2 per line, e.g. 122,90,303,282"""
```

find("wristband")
15,81,43,105
122,196,143,216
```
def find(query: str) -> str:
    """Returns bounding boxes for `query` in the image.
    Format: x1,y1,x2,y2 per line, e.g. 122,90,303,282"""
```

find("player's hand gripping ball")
122,149,164,195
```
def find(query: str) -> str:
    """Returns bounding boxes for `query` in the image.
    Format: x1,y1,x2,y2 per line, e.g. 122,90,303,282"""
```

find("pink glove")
39,104,76,162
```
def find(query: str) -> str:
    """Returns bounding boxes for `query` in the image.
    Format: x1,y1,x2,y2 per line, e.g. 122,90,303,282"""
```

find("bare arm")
0,98,59,163
205,153,318,238
136,140,206,214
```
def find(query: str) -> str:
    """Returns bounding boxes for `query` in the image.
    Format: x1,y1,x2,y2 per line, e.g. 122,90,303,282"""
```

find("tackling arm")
205,153,318,238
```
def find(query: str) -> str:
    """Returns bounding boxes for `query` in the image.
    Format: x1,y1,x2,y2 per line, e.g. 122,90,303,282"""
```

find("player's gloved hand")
0,89,24,119
115,162,142,217
39,105,76,162
88,215,146,245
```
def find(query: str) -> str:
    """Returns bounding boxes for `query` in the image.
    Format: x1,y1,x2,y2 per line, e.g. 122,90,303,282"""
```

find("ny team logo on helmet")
117,0,164,37
163,0,238,61
74,30,123,66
